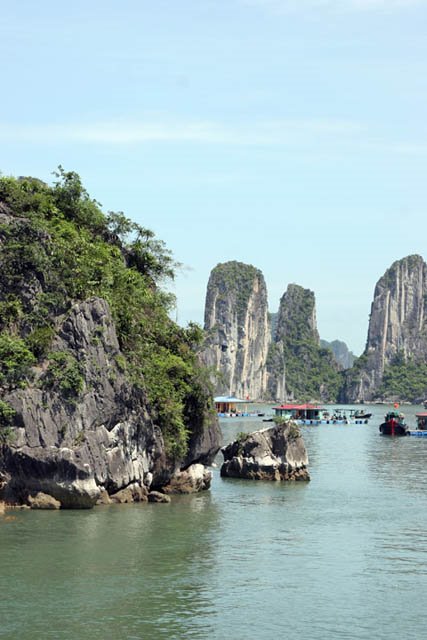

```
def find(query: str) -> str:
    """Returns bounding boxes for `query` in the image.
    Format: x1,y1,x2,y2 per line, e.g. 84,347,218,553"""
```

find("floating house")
272,403,324,423
214,396,250,416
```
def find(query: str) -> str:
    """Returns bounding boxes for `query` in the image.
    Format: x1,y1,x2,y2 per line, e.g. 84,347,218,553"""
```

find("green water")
1,404,427,639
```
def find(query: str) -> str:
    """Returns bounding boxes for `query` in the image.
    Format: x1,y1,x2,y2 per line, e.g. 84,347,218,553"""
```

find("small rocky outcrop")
27,492,61,510
163,463,212,494
202,261,270,399
220,422,310,481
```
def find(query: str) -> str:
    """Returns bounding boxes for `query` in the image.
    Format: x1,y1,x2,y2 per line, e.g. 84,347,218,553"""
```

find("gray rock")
163,463,212,494
343,255,427,401
148,491,171,503
1,297,218,507
27,492,61,510
202,261,270,399
110,483,148,503
220,422,310,481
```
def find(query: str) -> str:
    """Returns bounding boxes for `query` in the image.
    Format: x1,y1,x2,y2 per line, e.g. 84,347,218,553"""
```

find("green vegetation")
41,351,85,398
376,352,427,402
0,334,36,389
0,399,15,444
0,169,213,459
269,286,342,402
210,261,262,322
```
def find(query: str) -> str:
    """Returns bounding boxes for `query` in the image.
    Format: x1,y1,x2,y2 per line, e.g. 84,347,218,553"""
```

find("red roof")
273,403,323,410
416,413,427,417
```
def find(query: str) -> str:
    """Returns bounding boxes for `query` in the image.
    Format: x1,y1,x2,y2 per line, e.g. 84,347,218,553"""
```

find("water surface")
1,404,427,639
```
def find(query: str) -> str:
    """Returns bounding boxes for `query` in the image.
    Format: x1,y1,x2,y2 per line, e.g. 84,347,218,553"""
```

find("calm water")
1,404,427,639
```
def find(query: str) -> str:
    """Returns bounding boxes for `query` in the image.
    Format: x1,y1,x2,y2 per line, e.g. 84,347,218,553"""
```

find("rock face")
1,298,161,507
202,261,269,399
202,267,342,402
220,422,310,481
0,297,221,507
0,188,222,508
343,255,427,401
267,284,340,401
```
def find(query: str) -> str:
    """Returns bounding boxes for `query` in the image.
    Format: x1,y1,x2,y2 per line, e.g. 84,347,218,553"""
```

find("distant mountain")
320,339,355,370
342,255,427,403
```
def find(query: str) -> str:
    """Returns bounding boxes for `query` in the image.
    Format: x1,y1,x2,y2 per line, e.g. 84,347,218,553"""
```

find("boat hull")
379,422,408,436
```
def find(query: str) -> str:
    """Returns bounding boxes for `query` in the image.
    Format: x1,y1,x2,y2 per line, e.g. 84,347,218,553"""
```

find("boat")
350,409,372,420
272,404,352,425
379,410,408,436
407,413,427,437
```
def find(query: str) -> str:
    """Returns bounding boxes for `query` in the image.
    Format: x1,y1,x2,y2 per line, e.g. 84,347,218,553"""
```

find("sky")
1,0,427,355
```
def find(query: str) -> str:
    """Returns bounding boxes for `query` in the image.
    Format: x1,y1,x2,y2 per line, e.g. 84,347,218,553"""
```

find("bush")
0,399,15,444
0,333,36,388
41,351,84,398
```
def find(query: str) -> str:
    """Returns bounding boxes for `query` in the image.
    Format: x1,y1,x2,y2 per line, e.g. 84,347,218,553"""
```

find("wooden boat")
379,411,408,436
407,413,427,437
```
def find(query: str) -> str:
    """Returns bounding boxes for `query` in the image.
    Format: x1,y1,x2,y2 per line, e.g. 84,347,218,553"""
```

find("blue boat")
407,413,427,437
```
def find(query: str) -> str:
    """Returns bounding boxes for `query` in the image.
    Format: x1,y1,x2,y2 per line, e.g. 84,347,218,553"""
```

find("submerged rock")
220,422,310,481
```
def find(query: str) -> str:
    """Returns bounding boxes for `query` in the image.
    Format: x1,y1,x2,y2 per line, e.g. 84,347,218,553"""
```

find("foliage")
376,352,427,402
269,337,342,402
267,284,342,402
0,169,212,460
0,333,36,388
0,399,15,444
210,261,262,322
41,351,85,398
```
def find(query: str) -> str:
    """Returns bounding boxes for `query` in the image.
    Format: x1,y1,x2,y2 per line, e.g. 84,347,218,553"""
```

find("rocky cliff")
342,255,427,402
267,284,341,401
0,173,221,508
202,261,269,399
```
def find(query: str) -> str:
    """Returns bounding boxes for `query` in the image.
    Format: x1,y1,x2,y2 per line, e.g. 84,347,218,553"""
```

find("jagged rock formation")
202,261,269,399
0,174,222,508
220,421,310,481
267,285,341,401
2,298,164,507
320,339,355,369
342,255,427,402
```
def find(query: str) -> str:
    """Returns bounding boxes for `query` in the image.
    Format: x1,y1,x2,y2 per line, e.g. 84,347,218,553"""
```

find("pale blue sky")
1,0,426,354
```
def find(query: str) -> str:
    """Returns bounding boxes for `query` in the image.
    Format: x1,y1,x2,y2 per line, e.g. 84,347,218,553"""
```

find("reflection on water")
2,404,427,639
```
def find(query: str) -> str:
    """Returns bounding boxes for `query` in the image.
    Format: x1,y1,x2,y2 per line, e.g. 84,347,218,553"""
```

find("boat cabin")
416,413,427,430
272,403,324,421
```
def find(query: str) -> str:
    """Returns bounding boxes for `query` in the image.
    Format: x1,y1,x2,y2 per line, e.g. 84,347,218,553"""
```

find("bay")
1,403,427,639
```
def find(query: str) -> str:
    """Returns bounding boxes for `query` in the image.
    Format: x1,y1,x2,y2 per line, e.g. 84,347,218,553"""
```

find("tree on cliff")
0,169,214,459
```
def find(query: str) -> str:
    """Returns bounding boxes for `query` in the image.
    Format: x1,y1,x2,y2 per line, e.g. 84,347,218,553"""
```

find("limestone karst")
202,261,269,400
